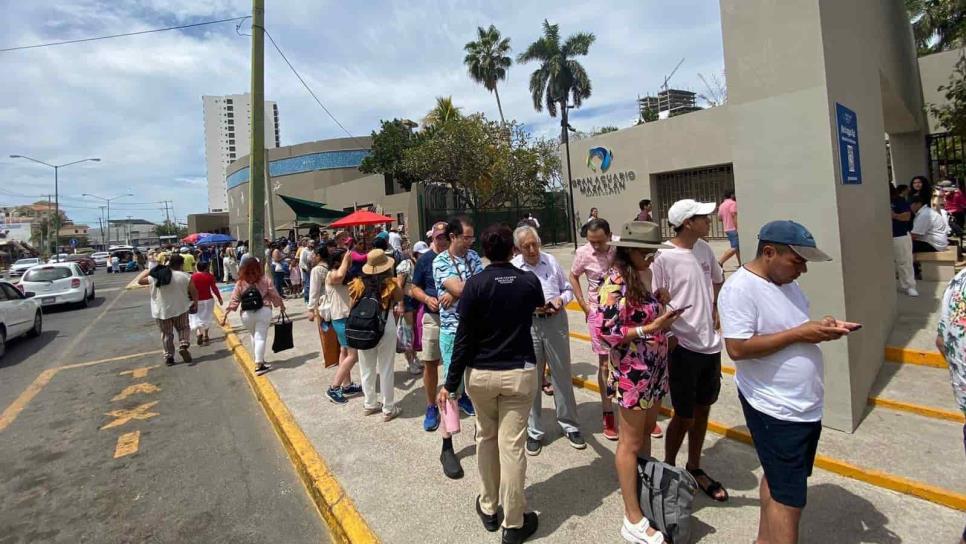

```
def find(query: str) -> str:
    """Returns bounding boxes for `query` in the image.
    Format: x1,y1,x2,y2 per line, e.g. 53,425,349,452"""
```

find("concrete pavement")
0,271,329,543
225,287,965,543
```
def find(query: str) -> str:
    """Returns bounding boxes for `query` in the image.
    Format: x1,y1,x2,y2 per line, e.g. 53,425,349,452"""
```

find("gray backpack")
637,456,698,543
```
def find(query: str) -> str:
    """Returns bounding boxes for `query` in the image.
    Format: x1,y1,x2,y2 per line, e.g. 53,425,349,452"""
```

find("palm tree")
422,96,462,129
464,25,512,124
517,19,595,118
518,19,595,248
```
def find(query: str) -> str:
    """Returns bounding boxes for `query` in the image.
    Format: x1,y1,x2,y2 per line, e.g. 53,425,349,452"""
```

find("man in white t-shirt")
652,199,728,502
388,227,403,253
910,196,949,253
718,220,854,544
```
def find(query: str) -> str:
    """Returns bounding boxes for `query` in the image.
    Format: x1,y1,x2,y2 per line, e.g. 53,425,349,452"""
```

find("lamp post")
82,193,133,248
10,155,100,260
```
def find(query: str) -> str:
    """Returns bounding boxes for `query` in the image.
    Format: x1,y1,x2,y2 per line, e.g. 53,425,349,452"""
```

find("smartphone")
670,304,693,314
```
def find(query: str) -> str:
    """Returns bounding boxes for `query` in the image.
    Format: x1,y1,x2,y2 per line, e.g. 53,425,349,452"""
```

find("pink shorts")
587,307,609,357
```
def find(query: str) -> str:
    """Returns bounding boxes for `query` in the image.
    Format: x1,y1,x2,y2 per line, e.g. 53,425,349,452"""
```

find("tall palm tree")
518,20,595,248
464,25,512,124
517,19,595,118
422,96,462,129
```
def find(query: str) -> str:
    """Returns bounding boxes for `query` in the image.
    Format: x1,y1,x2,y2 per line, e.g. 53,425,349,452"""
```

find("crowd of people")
890,175,959,297
134,195,966,544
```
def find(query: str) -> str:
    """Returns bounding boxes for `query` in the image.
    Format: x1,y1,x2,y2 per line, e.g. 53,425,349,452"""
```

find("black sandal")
688,468,729,502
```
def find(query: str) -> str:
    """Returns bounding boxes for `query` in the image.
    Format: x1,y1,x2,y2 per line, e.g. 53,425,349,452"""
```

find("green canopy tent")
277,194,349,236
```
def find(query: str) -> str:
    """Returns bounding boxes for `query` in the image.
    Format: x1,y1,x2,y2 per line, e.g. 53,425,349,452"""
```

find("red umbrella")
328,210,393,228
181,232,210,244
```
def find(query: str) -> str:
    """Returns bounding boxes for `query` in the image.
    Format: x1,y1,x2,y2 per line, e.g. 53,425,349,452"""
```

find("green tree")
403,115,559,208
156,220,187,239
359,118,420,191
592,126,619,135
422,96,463,130
907,0,966,55
517,19,595,118
639,107,658,123
930,55,966,175
464,25,513,125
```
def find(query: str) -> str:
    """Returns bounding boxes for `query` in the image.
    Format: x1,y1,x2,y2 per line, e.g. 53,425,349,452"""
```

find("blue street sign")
70,238,78,247
836,102,862,184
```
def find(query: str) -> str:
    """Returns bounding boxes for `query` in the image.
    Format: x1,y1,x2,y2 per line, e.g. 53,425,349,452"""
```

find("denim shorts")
726,230,739,249
331,318,348,347
739,392,821,508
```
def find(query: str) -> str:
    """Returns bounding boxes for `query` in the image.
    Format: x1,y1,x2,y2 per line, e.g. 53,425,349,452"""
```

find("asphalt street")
0,270,328,544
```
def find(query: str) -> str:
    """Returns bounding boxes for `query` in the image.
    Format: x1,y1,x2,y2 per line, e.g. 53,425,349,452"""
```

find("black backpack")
240,285,264,311
345,277,389,350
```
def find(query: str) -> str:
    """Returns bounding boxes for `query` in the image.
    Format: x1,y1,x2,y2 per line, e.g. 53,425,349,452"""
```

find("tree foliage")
359,118,420,191
422,96,463,130
517,19,595,117
592,126,619,135
930,54,966,139
464,25,512,124
402,115,559,208
156,220,188,238
907,0,966,55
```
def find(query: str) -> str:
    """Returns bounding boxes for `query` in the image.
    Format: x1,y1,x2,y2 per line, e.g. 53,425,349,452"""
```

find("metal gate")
652,164,735,239
927,132,966,182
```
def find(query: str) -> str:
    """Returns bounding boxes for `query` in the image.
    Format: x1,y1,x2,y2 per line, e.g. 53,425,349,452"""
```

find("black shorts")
668,345,721,418
739,393,822,508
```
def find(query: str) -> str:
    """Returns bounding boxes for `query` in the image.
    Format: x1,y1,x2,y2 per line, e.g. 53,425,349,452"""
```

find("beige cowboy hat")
610,221,666,249
362,249,395,275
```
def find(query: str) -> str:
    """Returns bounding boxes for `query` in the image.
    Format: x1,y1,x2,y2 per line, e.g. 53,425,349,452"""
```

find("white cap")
412,241,430,255
667,199,716,227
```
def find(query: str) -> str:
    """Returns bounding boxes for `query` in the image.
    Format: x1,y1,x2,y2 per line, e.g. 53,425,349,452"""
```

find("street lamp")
82,193,133,248
10,155,100,261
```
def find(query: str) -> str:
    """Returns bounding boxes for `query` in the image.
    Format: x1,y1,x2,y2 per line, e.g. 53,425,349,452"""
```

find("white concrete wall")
919,48,966,133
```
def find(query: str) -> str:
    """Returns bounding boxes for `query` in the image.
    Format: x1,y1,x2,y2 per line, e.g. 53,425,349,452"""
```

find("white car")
0,280,43,359
91,252,110,267
47,253,70,264
9,257,41,278
20,263,95,308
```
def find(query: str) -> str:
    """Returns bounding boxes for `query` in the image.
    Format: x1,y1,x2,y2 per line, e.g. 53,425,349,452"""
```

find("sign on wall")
835,102,862,184
572,146,637,197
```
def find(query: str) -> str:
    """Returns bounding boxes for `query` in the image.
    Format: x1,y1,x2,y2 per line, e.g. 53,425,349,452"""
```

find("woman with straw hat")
597,221,681,544
348,249,404,421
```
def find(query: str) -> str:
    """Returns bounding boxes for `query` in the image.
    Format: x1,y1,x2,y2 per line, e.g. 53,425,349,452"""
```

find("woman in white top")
323,248,362,404
222,247,238,283
136,253,198,366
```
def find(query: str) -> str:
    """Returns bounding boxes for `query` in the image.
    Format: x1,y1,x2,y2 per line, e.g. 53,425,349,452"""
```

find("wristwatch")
448,391,458,400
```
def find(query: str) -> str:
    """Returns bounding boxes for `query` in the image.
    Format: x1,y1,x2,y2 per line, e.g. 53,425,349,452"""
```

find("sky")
0,0,724,229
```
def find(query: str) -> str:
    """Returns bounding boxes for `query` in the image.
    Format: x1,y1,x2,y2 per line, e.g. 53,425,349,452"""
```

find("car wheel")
28,311,42,338
88,285,95,301
78,291,89,308
0,328,6,360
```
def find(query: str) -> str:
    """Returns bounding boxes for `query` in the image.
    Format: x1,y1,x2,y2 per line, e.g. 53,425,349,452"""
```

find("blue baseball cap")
757,220,832,262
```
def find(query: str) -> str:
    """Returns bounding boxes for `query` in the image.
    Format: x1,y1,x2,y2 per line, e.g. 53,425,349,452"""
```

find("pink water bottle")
442,396,461,434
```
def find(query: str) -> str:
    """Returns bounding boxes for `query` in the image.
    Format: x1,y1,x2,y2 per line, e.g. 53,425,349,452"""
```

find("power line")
0,16,249,53
260,26,365,146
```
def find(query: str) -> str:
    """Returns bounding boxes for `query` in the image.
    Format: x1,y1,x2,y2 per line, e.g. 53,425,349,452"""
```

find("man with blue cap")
718,220,858,544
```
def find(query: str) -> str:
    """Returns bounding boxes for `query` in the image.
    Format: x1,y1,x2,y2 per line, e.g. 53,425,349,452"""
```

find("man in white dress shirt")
512,225,585,455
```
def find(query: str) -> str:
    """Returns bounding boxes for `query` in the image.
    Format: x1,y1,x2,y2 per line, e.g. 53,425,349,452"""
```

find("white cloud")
1,0,723,227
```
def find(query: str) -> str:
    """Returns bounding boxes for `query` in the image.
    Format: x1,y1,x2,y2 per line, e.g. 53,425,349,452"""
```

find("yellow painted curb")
214,306,379,543
883,346,947,368
867,397,965,424
568,374,966,512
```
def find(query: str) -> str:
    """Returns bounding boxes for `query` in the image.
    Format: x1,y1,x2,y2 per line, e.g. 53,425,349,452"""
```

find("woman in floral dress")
597,221,681,544
936,268,966,544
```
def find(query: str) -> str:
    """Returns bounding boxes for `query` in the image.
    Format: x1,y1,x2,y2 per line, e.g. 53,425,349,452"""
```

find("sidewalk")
220,290,964,543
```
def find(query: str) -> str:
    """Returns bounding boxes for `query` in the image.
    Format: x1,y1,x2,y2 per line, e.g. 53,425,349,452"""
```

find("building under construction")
638,89,704,120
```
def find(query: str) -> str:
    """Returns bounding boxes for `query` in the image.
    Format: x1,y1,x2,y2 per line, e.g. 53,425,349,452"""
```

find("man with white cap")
651,198,729,502
719,220,854,544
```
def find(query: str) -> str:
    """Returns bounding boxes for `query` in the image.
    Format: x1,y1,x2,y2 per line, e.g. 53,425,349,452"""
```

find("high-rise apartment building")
203,94,280,212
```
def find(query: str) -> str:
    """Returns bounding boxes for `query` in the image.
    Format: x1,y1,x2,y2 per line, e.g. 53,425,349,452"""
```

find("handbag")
271,310,295,353
318,321,340,368
395,320,413,353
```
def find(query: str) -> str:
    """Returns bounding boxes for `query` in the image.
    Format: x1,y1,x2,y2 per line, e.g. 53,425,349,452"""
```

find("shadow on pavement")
801,484,900,544
0,330,58,370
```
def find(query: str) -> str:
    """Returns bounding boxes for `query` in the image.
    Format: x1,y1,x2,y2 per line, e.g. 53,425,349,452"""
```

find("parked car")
66,254,96,275
0,279,43,359
19,263,95,309
9,258,41,278
91,252,110,267
107,249,141,273
47,253,70,264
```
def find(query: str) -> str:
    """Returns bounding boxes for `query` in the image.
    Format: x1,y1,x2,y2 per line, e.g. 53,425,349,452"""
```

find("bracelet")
636,326,645,338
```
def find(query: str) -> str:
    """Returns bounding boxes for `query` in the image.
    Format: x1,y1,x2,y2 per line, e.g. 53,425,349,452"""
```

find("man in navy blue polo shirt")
410,221,450,433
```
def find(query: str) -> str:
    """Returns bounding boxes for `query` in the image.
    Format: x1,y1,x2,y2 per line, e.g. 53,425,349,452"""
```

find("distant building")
58,223,89,238
108,218,158,247
203,93,280,213
638,89,704,121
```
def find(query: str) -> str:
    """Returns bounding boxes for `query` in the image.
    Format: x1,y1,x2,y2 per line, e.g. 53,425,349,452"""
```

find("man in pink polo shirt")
569,218,620,439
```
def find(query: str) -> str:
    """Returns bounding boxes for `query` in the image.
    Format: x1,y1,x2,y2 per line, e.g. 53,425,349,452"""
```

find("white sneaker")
408,360,423,376
906,288,919,297
620,516,664,544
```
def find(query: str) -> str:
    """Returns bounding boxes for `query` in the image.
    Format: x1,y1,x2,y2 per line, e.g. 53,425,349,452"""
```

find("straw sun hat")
362,249,395,275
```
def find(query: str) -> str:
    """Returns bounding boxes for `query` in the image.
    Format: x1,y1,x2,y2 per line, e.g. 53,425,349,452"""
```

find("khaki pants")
467,367,537,529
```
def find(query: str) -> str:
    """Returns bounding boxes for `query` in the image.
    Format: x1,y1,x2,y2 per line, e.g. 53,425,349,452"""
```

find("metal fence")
419,189,574,247
652,164,735,239
927,132,966,182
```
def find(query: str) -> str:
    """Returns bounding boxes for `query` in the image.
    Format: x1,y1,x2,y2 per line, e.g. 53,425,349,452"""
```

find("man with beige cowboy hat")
347,248,404,422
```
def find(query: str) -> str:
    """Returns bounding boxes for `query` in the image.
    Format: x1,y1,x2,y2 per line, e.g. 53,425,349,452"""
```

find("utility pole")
160,200,172,225
126,216,133,245
265,150,276,242
248,0,267,259
98,206,106,246
45,194,52,257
